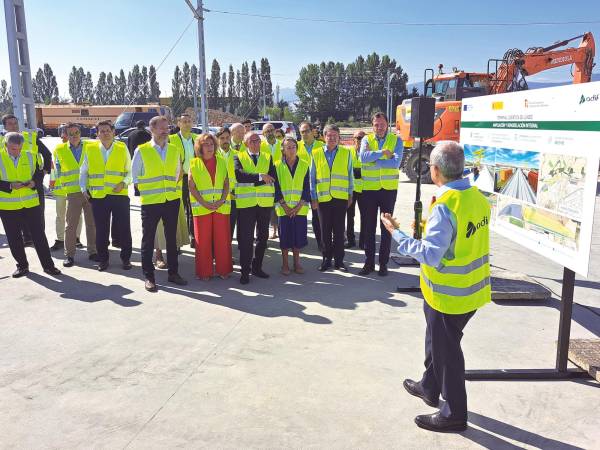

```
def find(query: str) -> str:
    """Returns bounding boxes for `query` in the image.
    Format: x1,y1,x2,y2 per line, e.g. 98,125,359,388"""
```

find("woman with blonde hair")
188,133,233,280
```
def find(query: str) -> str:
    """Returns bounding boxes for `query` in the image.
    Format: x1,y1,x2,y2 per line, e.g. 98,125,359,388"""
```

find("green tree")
239,62,250,117
0,80,12,114
171,65,183,116
260,58,273,107
208,59,221,109
115,69,127,104
227,65,235,113
105,72,115,104
32,63,59,104
149,65,161,102
140,66,150,104
68,66,85,103
94,72,110,104
126,64,142,104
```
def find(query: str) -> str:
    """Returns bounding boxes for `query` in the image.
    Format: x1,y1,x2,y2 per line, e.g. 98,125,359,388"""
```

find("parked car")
191,125,219,135
114,111,166,135
251,121,300,140
115,127,149,147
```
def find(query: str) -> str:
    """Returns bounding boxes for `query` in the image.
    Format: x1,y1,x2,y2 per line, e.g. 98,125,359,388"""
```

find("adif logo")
466,216,489,238
580,93,599,104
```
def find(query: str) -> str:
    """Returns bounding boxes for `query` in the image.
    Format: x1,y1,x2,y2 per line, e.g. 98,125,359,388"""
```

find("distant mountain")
406,72,600,96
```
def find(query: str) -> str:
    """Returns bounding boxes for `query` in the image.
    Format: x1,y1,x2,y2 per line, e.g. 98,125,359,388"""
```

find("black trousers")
22,185,45,241
420,301,476,421
318,198,347,264
1,205,54,270
311,207,322,249
346,191,365,247
362,189,397,266
181,175,194,241
90,195,132,263
237,205,270,274
141,198,180,280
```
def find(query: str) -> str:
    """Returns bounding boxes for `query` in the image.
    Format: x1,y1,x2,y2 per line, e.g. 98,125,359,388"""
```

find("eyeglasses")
68,131,81,137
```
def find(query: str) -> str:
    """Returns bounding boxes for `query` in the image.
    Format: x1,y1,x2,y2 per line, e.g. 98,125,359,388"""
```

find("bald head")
230,122,245,143
430,141,465,181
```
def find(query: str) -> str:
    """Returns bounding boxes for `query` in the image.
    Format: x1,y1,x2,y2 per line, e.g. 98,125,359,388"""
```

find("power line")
206,9,600,27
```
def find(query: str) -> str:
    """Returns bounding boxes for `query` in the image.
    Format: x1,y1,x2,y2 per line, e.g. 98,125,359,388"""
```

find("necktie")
251,154,258,165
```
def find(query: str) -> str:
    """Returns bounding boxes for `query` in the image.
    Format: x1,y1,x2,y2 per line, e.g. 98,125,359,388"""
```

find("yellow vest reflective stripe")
313,145,350,202
260,139,282,163
54,142,85,195
349,146,363,193
297,139,324,165
274,158,309,217
137,142,181,205
86,141,129,199
235,151,275,208
420,186,491,314
0,149,40,210
219,148,237,192
189,155,231,216
362,133,399,191
169,132,198,173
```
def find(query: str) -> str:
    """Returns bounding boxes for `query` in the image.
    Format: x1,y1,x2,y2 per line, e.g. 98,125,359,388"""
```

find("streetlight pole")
386,70,398,131
185,0,208,131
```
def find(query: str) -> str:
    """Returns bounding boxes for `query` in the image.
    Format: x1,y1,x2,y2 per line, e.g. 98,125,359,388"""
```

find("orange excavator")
396,32,595,183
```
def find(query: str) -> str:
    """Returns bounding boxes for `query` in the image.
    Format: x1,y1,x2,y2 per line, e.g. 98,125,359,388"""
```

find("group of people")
1,109,492,433
0,111,405,289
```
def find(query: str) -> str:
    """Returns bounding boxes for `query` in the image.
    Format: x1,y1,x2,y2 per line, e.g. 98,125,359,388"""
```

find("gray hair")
4,132,24,146
230,122,244,133
323,123,340,135
149,115,168,128
243,131,258,144
430,141,464,180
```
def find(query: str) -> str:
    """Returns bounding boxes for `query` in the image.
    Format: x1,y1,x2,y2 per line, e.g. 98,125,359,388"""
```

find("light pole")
386,70,398,131
184,0,208,131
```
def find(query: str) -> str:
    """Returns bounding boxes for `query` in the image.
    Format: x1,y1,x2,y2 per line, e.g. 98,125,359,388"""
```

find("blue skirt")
278,215,308,250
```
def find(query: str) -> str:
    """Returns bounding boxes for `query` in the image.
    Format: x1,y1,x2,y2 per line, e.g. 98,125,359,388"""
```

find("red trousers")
193,213,233,278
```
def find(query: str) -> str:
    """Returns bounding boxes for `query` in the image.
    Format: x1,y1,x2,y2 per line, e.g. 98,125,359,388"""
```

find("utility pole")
4,0,36,130
260,75,267,120
386,70,398,131
185,0,208,131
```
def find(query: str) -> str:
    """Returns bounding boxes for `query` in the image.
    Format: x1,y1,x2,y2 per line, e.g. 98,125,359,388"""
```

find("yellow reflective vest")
235,151,275,208
85,140,129,199
189,155,231,216
313,145,351,203
136,142,181,205
0,149,40,210
420,186,491,314
54,141,87,195
349,145,363,193
260,139,282,163
219,147,237,193
297,139,324,165
362,133,399,191
169,132,198,173
275,158,309,217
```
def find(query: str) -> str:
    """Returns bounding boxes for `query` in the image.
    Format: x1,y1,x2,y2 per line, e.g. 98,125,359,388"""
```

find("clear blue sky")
1,0,599,99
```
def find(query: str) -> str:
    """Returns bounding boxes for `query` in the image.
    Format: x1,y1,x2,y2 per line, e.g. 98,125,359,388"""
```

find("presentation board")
460,82,600,277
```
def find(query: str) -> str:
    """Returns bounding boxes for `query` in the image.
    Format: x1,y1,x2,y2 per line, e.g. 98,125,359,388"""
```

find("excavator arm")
490,32,595,94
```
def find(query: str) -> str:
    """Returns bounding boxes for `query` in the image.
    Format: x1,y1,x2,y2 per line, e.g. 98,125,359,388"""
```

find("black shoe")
44,267,61,276
12,267,29,278
63,257,74,267
403,379,439,407
378,264,388,276
145,279,157,292
97,261,109,272
190,238,195,249
23,240,34,248
50,240,64,251
318,259,332,272
88,253,99,262
168,273,188,286
251,268,270,279
122,260,132,270
335,262,349,273
344,241,356,249
240,272,250,285
414,412,467,433
358,264,375,276
75,239,84,249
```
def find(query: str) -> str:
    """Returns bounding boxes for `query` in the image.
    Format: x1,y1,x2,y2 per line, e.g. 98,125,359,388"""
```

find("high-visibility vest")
136,142,181,205
219,147,237,192
349,146,363,193
260,139,282,163
297,139,324,165
169,132,198,172
189,155,231,216
420,186,491,314
54,141,87,195
22,131,38,155
0,149,40,210
235,151,275,208
85,140,129,199
313,145,351,203
362,133,400,191
274,158,309,217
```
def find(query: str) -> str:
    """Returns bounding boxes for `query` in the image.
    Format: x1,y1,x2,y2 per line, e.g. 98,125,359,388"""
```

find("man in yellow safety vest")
382,141,490,433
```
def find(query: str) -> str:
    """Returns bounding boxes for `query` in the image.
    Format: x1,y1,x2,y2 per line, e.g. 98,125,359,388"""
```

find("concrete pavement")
0,159,599,448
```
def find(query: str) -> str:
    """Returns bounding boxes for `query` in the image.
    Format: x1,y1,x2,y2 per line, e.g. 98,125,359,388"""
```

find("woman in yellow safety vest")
188,133,233,280
274,137,311,275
